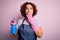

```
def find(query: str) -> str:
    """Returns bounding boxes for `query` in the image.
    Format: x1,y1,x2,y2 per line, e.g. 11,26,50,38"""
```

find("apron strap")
21,18,31,26
21,18,25,24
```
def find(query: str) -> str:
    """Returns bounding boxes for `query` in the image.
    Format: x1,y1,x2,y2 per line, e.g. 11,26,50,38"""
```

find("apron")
18,18,37,40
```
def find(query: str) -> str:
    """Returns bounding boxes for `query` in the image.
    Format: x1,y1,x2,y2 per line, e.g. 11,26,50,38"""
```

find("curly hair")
20,2,37,17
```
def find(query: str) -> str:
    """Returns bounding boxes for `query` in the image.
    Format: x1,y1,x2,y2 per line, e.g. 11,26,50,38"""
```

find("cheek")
30,10,33,14
25,10,28,14
31,10,33,13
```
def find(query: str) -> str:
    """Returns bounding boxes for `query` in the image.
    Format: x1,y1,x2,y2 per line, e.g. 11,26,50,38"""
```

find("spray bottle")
10,18,16,34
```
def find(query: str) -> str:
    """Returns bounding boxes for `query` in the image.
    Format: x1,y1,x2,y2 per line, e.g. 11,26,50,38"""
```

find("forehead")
26,4,33,8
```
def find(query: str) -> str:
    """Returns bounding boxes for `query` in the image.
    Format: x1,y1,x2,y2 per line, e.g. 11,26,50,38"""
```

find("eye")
30,7,33,10
26,7,28,10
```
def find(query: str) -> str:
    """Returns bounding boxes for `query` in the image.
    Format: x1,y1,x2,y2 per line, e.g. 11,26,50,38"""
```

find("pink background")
0,0,60,40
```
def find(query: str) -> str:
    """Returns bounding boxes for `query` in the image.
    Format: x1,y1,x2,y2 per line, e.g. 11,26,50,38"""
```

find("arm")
27,12,43,38
35,26,43,38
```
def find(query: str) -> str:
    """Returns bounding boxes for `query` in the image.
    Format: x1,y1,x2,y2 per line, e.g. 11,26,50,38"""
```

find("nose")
28,9,30,12
28,10,30,12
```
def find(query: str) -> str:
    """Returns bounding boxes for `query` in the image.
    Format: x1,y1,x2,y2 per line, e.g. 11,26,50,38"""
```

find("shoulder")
34,17,41,27
18,18,24,25
18,18,23,23
16,18,24,29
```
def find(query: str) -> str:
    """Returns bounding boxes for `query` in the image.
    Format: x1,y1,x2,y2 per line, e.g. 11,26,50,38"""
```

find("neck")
24,17,29,22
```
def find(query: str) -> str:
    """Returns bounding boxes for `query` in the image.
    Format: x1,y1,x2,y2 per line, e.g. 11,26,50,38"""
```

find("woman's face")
25,4,33,15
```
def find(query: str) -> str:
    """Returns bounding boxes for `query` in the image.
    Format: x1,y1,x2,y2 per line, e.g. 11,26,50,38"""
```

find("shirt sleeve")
16,18,23,29
34,18,41,27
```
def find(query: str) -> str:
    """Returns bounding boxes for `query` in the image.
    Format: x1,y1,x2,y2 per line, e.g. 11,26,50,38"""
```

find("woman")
11,2,43,40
